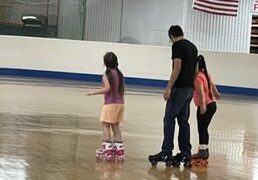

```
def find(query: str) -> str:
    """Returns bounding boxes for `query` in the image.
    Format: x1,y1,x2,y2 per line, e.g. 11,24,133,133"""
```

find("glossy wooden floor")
0,77,257,180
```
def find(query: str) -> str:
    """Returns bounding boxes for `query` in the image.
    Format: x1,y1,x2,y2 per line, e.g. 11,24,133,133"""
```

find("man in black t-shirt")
149,25,198,167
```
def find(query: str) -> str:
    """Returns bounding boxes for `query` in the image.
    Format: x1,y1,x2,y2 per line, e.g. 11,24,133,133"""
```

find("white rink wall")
0,36,258,90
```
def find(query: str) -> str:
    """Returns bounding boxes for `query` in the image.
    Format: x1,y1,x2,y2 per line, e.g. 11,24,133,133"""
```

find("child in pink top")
192,55,220,164
88,52,125,161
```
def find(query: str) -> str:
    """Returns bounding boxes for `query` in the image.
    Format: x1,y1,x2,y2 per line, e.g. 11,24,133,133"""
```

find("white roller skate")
96,141,113,161
113,142,124,161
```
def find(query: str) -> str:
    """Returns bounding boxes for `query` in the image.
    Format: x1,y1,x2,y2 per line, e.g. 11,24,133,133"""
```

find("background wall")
84,0,123,43
120,0,183,46
0,36,170,79
0,0,58,25
84,0,254,53
183,0,253,53
0,36,257,96
58,0,85,40
1,0,254,53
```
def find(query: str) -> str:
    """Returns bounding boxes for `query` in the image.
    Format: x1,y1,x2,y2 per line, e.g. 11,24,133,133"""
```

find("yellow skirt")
100,104,124,124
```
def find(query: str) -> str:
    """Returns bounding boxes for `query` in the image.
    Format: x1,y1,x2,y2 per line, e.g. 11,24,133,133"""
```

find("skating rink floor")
0,77,257,180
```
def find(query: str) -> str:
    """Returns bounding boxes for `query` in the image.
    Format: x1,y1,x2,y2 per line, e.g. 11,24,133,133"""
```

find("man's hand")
163,86,171,101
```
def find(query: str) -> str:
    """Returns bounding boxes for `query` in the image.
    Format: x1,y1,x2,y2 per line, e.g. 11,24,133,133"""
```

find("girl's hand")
87,91,95,96
200,105,207,115
214,92,221,100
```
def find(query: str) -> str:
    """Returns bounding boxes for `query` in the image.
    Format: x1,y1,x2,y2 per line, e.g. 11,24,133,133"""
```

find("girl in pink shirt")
192,55,220,165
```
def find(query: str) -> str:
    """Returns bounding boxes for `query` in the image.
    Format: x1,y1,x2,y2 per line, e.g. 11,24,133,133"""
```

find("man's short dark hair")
168,25,184,38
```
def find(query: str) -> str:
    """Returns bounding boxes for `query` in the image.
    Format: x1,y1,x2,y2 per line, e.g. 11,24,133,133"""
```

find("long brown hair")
103,52,124,95
198,55,212,99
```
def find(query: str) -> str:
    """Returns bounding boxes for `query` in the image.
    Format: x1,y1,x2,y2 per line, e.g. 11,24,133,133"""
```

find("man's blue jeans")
161,87,194,158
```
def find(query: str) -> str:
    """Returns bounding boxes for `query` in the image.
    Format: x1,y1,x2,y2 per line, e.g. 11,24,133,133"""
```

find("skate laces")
98,142,113,153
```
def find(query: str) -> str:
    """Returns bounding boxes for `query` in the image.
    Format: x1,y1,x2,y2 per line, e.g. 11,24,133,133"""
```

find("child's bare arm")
196,81,207,114
209,76,220,99
88,75,110,95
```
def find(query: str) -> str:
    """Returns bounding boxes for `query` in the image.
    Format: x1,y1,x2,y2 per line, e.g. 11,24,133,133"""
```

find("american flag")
192,0,239,16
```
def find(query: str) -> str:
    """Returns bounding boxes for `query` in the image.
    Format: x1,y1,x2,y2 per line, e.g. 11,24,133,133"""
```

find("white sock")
199,144,207,150
114,142,123,149
103,141,112,148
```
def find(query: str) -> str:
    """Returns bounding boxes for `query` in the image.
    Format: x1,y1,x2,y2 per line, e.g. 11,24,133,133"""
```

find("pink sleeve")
195,76,203,88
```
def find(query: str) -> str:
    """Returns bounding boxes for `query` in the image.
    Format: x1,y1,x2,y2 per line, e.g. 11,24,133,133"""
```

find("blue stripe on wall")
0,68,258,97
0,68,102,82
216,85,258,97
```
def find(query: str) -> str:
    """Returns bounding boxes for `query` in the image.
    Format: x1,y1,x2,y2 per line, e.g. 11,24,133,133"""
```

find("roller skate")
171,153,192,168
148,151,173,167
113,142,125,162
96,141,113,161
191,149,209,167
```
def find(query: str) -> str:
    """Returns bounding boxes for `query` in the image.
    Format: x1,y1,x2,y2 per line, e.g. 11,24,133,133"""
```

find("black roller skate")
191,149,209,167
171,153,192,168
148,151,173,167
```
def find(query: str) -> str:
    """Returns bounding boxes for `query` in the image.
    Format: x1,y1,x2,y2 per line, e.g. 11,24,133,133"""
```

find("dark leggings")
197,102,217,145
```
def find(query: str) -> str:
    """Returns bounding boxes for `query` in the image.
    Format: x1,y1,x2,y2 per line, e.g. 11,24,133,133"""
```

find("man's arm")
163,58,181,100
167,58,181,88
